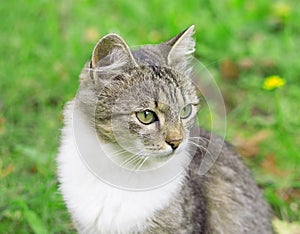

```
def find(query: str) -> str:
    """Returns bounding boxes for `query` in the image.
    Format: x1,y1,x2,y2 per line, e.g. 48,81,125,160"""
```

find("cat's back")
200,130,272,233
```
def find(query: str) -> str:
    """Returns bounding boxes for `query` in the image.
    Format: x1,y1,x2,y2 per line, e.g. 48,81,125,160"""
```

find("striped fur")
57,26,273,233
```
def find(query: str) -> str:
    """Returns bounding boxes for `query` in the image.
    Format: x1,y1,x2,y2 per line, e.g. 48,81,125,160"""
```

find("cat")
57,25,273,233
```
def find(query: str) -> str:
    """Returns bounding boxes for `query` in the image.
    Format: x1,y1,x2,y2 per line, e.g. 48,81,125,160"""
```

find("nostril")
170,143,178,150
166,139,182,150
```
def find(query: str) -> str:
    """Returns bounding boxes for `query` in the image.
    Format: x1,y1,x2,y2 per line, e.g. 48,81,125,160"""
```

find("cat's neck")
57,100,186,233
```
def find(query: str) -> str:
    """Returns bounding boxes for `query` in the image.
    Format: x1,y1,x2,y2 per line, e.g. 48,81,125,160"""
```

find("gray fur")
65,26,273,233
147,129,272,233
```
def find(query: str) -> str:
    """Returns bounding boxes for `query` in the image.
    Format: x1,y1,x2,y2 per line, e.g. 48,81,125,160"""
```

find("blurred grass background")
0,0,299,233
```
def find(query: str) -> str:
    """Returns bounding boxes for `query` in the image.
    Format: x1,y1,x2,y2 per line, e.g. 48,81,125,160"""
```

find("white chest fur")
56,102,185,234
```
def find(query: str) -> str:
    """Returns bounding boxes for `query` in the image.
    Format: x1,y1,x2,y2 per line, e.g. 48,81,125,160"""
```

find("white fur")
57,101,185,234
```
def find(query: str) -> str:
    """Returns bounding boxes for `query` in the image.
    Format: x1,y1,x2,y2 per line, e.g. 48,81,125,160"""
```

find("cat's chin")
148,151,174,159
148,144,186,160
145,147,184,163
145,147,176,158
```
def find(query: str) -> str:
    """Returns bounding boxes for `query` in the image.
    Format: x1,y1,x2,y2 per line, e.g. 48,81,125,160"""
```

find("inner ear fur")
91,33,137,70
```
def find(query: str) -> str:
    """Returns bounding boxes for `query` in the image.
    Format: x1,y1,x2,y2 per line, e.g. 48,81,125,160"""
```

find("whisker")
188,140,207,150
119,154,138,167
131,156,145,171
109,150,129,159
187,140,215,163
188,136,209,145
109,146,141,158
136,156,149,171
187,140,213,157
120,152,143,168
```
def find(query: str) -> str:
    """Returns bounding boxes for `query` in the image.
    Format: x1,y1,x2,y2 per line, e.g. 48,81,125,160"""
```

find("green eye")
180,104,192,119
136,110,157,125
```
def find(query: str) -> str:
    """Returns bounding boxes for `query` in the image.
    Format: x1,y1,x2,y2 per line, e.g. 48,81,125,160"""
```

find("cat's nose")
166,138,182,150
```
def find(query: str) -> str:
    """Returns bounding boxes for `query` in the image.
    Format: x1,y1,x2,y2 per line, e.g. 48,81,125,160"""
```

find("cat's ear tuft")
165,25,195,75
91,34,137,80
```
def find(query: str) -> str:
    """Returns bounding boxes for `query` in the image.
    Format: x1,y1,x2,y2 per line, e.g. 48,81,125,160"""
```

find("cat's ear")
91,33,137,80
165,25,195,74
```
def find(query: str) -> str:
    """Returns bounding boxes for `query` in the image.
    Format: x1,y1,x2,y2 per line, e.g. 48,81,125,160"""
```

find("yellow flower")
263,75,286,90
273,2,291,19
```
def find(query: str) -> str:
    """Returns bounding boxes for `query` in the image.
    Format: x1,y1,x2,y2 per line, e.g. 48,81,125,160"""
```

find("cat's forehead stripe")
149,65,180,87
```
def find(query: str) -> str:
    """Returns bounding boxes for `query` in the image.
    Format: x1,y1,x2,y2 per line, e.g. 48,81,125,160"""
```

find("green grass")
0,0,299,232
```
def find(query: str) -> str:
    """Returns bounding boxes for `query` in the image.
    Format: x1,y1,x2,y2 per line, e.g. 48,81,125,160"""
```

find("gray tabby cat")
57,25,273,233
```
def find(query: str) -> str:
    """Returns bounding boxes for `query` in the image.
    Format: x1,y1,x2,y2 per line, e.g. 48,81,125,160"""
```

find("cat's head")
78,26,199,169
